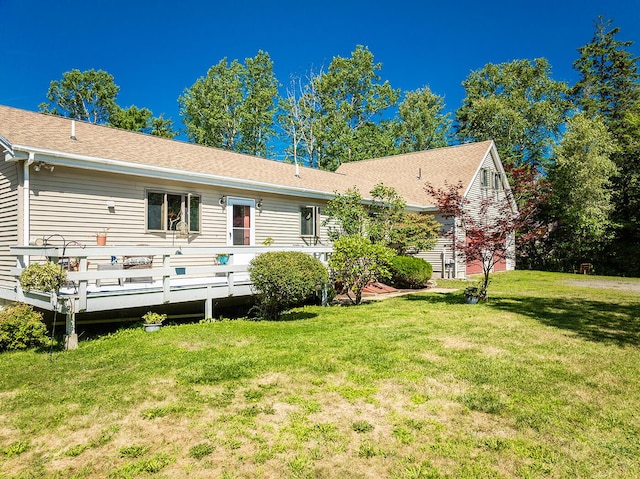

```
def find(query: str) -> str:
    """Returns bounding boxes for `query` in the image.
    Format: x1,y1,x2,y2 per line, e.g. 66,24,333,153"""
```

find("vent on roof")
418,167,422,180
71,120,77,141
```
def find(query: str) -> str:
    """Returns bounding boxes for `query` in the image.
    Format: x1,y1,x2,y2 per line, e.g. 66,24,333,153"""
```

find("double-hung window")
492,172,502,191
147,191,200,232
480,168,489,188
301,206,319,237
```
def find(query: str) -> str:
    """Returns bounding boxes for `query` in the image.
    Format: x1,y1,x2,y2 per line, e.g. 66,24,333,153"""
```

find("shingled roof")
0,105,496,208
335,140,496,206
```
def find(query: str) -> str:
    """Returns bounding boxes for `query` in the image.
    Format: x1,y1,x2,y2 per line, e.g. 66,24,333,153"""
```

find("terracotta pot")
96,234,107,246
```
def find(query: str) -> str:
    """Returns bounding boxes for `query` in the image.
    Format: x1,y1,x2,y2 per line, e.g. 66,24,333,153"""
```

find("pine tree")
572,17,640,275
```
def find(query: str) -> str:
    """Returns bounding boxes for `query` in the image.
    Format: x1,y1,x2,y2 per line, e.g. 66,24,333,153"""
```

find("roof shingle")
0,105,493,207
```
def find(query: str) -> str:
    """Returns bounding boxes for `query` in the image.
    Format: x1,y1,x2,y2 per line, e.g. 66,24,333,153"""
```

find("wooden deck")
10,245,332,348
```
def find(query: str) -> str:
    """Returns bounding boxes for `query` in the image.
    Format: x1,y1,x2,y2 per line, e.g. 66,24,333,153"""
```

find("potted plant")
216,253,229,265
96,227,109,246
142,311,167,332
464,284,483,304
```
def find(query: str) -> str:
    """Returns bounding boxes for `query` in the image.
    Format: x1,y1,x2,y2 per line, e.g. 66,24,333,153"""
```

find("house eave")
0,134,14,158
10,144,338,201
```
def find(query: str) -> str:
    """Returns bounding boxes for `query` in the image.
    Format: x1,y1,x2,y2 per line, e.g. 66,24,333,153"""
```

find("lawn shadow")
278,311,318,322
489,295,640,347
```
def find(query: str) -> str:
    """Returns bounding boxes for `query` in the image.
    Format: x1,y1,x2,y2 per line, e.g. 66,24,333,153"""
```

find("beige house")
0,105,516,340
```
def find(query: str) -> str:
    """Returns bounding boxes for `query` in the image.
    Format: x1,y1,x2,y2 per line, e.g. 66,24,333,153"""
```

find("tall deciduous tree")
548,114,617,270
455,58,570,172
40,69,176,137
179,51,278,157
312,46,401,170
238,51,280,156
396,86,451,153
278,73,322,167
39,69,119,124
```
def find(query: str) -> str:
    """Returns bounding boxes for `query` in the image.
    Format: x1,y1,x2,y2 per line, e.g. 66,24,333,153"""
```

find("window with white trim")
301,206,319,237
146,191,200,232
480,168,489,188
492,172,502,190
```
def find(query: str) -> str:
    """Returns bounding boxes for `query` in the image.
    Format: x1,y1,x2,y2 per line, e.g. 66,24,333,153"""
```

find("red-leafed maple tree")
425,181,520,300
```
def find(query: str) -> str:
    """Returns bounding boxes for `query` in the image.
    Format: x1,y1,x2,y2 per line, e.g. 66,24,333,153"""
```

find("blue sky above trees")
1,0,638,142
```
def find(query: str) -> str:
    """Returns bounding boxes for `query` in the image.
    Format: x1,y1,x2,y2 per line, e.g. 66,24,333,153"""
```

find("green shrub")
328,235,395,305
0,303,48,352
248,251,328,320
390,256,432,288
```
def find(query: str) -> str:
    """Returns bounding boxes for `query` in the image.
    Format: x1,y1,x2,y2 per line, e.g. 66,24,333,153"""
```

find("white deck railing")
10,245,333,316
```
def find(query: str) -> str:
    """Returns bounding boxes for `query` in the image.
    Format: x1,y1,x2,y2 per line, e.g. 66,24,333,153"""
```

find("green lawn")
1,271,639,478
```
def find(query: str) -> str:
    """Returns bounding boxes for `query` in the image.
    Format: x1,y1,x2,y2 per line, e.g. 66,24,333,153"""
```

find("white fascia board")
485,141,519,214
463,141,518,215
0,134,14,158
11,144,337,201
463,141,496,198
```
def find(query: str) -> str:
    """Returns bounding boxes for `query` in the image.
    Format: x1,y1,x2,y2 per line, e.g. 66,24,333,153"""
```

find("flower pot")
144,324,161,332
465,296,479,304
96,234,107,246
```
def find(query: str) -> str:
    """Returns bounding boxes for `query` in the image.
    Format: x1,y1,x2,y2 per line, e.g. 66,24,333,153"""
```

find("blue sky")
2,0,639,141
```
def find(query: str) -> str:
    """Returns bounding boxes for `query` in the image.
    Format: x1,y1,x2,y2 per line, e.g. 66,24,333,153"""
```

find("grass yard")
1,270,639,478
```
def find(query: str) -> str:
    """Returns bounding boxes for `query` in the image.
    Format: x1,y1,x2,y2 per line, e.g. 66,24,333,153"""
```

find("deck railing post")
162,254,171,303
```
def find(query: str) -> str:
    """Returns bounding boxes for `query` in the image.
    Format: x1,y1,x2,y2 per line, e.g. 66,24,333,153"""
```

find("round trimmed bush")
248,251,328,320
0,303,48,352
390,256,432,289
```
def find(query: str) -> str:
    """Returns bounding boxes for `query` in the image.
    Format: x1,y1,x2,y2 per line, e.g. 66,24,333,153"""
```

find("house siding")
25,167,332,269
0,161,19,290
414,214,456,278
462,149,515,274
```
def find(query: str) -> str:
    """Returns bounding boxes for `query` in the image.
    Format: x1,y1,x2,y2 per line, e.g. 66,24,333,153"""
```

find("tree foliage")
572,17,640,130
40,68,176,137
572,18,640,275
311,46,401,170
548,114,617,269
323,184,439,254
109,105,177,138
40,69,120,124
179,51,278,156
328,235,395,305
323,188,368,240
396,86,451,152
455,58,570,172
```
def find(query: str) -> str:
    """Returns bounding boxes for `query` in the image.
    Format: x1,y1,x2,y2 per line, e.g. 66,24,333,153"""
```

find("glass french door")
227,198,255,246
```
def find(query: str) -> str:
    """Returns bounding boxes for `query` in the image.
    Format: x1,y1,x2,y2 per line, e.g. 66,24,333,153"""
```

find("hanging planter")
19,262,67,293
